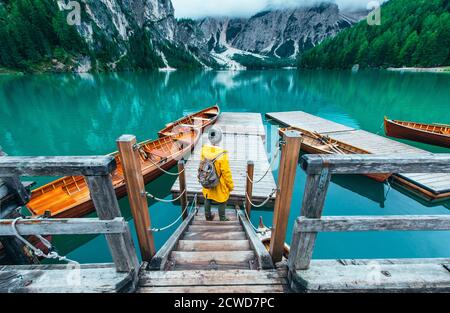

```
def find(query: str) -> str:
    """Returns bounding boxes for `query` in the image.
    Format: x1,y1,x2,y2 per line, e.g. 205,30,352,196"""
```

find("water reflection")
1,69,449,261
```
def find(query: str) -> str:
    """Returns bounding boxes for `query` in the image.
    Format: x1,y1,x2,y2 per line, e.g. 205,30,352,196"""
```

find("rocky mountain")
177,3,363,69
0,0,363,72
66,0,218,71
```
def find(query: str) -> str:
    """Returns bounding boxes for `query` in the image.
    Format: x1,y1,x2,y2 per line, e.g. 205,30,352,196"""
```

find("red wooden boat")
384,117,450,148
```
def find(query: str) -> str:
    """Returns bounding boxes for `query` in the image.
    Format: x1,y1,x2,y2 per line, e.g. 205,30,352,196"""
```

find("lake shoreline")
387,66,450,73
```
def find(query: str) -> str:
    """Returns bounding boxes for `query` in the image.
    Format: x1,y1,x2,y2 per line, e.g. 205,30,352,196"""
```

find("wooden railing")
288,154,450,273
0,156,139,280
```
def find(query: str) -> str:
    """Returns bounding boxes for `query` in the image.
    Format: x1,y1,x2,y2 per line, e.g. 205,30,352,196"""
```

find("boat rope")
150,194,198,232
147,154,185,176
247,146,281,184
245,188,277,208
10,217,79,265
375,121,385,135
146,189,186,203
136,145,150,160
242,205,260,233
385,180,392,199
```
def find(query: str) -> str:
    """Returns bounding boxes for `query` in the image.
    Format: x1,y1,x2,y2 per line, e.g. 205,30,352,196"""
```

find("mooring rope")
150,194,198,232
10,217,79,264
146,154,185,176
242,205,260,232
375,121,385,135
247,146,281,185
245,188,277,208
135,143,185,177
385,180,392,199
146,189,186,203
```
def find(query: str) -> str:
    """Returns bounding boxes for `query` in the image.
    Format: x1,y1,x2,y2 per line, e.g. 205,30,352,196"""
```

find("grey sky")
172,0,383,18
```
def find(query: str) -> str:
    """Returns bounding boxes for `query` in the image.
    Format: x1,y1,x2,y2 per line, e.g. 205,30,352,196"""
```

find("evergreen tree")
299,0,450,69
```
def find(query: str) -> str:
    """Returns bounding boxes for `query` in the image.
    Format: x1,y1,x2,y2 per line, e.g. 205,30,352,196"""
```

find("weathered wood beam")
237,210,273,270
178,160,188,221
0,217,126,236
269,130,302,263
295,215,450,232
0,156,116,177
301,154,450,174
244,161,254,218
288,169,331,272
148,208,196,271
117,135,155,261
86,175,139,277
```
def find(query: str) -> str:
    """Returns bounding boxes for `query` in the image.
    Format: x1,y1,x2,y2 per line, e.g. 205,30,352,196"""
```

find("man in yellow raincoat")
201,128,234,221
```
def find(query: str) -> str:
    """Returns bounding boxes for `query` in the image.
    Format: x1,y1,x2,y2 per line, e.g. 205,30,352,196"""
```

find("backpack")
198,151,227,189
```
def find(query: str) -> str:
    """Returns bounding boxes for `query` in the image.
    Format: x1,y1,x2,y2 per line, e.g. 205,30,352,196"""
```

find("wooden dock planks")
138,268,288,293
172,112,277,206
266,111,354,134
266,111,450,201
291,258,450,293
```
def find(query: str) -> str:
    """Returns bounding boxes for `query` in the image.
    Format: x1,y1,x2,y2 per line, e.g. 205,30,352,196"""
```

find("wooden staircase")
142,206,289,293
167,208,258,271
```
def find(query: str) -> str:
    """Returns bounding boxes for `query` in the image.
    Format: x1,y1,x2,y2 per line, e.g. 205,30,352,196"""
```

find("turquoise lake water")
0,69,449,263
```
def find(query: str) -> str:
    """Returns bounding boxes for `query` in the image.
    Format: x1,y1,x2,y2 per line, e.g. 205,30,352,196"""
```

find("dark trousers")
204,198,227,220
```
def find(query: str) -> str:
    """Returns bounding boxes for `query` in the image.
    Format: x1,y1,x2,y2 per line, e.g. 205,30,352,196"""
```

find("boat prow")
257,216,290,259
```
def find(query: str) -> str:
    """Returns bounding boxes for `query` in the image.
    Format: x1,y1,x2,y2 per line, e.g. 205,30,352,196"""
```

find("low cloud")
172,0,385,18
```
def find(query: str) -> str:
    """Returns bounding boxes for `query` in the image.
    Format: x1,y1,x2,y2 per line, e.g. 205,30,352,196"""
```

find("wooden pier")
1,112,450,293
266,111,450,202
171,112,277,206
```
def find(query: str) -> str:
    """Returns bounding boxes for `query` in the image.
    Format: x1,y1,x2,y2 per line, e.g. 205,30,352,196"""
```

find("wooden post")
178,160,188,220
117,135,155,261
288,168,331,271
86,175,139,273
245,161,254,218
269,130,302,263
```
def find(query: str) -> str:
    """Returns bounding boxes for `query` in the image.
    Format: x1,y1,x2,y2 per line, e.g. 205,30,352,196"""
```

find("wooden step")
194,214,238,221
140,269,287,286
138,285,286,293
170,251,255,265
166,263,252,271
183,231,247,240
191,220,241,226
188,225,243,232
177,240,251,252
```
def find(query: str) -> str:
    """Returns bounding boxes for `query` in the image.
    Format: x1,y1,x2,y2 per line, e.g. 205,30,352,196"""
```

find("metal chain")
150,194,198,232
245,188,277,208
247,146,281,185
11,217,79,264
146,189,186,203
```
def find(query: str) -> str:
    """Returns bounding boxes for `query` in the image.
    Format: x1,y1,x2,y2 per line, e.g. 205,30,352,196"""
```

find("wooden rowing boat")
25,106,220,218
257,217,290,259
280,127,391,182
384,117,450,148
159,105,220,137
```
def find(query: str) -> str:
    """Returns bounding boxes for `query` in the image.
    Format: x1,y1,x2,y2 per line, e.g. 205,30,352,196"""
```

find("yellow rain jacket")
201,144,234,203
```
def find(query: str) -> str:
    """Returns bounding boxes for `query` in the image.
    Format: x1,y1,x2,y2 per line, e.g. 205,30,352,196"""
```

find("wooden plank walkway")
172,112,277,206
0,264,133,293
291,258,450,293
266,111,450,201
138,267,289,293
142,206,287,293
